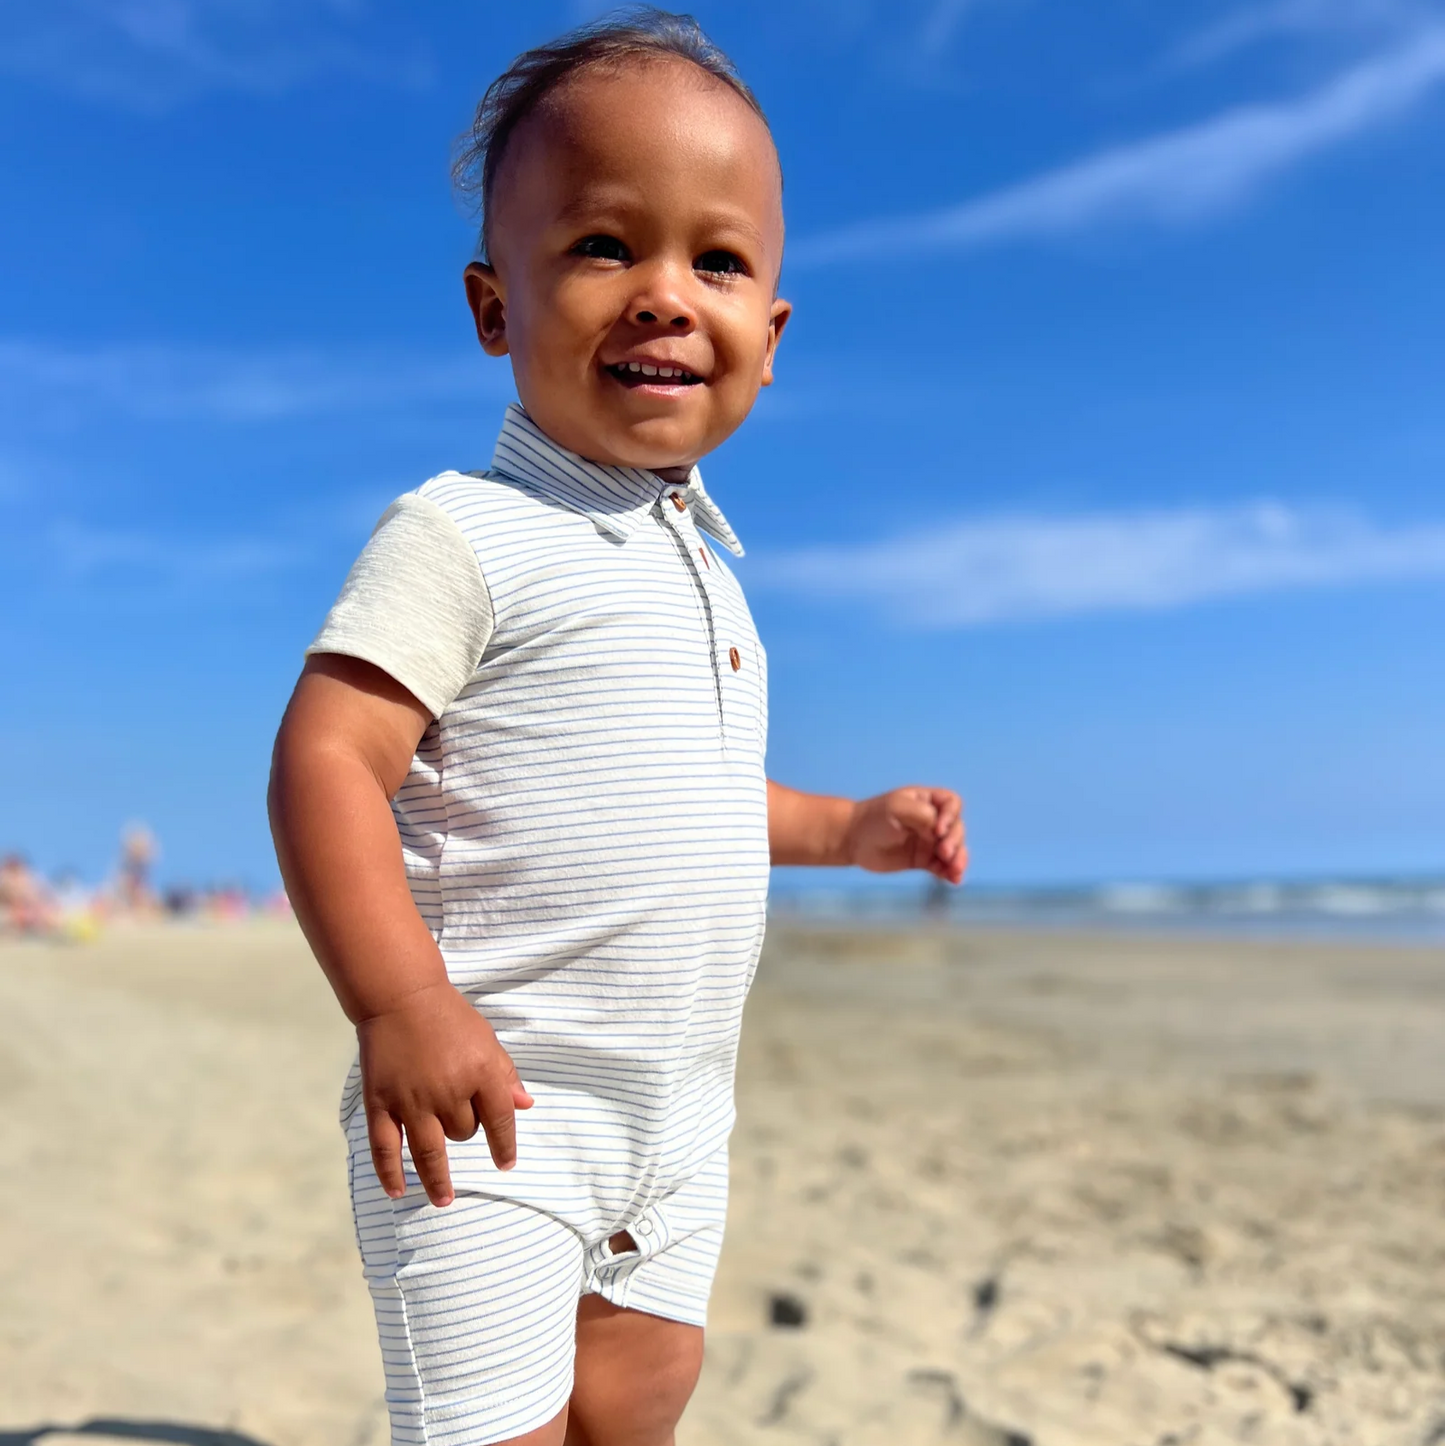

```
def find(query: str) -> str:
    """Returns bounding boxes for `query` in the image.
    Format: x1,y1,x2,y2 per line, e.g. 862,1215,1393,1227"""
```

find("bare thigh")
481,1297,702,1446
456,1217,707,1446
564,1289,705,1446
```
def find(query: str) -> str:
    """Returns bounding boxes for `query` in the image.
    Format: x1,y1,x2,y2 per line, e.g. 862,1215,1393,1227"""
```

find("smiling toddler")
268,11,966,1445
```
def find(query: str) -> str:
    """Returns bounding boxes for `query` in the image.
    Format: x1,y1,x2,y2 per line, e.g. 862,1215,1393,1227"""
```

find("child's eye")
695,250,748,276
571,234,630,262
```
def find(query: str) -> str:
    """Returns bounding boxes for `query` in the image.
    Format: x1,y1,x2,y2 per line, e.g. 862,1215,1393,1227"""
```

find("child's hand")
358,982,534,1208
845,786,967,884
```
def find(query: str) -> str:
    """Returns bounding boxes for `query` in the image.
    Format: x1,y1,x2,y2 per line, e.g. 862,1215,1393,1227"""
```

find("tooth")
641,365,658,377
659,367,674,378
628,362,641,372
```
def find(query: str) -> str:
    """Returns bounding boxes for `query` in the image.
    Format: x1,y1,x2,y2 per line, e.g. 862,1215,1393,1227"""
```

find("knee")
569,1303,704,1446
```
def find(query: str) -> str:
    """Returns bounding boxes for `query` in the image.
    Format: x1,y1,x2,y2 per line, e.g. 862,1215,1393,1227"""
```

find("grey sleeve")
306,493,494,718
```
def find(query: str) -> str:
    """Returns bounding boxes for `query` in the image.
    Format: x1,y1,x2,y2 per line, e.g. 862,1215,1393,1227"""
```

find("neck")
651,464,694,485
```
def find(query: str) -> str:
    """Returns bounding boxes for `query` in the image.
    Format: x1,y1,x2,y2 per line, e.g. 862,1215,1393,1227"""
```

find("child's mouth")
605,362,703,388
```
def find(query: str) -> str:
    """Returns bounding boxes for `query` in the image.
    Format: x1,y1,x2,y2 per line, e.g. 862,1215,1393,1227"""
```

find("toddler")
269,12,966,1446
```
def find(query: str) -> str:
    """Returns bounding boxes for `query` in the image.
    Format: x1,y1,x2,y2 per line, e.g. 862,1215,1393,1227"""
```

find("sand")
1,921,1443,1446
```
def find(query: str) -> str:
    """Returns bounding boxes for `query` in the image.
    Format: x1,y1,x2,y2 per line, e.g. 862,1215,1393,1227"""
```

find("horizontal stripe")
330,405,767,1246
351,1130,726,1442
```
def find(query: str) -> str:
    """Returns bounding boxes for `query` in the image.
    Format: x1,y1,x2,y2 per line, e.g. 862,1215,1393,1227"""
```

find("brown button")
670,494,686,512
729,646,741,672
699,547,710,570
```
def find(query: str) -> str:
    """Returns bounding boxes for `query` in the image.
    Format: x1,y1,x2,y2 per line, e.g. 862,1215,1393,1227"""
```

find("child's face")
465,59,790,473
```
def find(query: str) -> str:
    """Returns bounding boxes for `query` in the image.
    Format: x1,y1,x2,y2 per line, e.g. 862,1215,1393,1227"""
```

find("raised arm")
766,779,967,884
269,653,530,1207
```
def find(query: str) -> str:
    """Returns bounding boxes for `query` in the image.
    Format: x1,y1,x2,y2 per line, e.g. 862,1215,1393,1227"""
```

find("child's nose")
634,308,691,329
628,265,696,330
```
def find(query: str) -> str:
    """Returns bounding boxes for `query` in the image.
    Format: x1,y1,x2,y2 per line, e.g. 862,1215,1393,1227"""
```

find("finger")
931,789,962,839
498,1048,534,1110
926,855,961,885
473,1074,519,1171
438,1098,480,1143
888,788,940,841
404,1115,455,1207
933,842,968,885
366,1109,408,1200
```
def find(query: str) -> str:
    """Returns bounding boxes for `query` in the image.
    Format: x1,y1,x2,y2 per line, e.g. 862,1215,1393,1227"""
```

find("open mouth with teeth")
605,361,704,387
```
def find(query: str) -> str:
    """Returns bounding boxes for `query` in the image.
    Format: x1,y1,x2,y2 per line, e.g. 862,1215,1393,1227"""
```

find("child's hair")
453,7,771,261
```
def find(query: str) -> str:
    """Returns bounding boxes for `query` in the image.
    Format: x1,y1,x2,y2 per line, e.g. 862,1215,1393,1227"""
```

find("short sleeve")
306,493,493,718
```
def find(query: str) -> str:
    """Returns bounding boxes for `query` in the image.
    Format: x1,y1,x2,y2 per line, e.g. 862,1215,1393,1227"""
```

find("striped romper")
308,404,770,1444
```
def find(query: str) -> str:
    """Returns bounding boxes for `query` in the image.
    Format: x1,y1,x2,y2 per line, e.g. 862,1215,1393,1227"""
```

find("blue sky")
2,0,1443,889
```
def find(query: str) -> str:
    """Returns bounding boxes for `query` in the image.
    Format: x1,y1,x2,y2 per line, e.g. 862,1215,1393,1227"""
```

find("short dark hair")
453,7,771,261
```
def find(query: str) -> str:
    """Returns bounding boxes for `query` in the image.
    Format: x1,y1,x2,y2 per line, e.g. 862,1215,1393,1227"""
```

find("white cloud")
1173,0,1435,67
753,502,1445,627
0,0,426,107
791,26,1445,264
0,339,511,424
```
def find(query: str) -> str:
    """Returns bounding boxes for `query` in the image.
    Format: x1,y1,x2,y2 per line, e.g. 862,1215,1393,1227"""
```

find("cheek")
713,301,776,380
544,279,622,358
509,277,608,377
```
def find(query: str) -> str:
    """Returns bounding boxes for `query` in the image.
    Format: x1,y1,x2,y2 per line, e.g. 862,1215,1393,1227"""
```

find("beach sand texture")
1,922,1443,1446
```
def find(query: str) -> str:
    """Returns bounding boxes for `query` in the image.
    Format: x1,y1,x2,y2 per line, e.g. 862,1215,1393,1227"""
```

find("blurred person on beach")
114,822,159,915
269,11,966,1444
0,853,56,934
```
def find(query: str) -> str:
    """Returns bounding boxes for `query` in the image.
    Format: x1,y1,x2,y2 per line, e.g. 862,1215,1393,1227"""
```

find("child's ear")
464,262,509,357
760,298,793,387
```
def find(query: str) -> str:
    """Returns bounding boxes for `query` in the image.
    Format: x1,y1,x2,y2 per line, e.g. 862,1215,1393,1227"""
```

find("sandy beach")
1,921,1443,1446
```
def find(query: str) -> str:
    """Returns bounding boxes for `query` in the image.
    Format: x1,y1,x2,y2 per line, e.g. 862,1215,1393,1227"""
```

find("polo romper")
309,404,770,1444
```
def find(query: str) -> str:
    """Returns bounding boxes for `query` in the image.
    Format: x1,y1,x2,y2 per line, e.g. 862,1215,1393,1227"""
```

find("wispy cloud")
1173,0,1436,67
792,25,1445,264
0,339,511,424
50,521,298,584
0,0,427,108
917,0,984,54
753,502,1445,627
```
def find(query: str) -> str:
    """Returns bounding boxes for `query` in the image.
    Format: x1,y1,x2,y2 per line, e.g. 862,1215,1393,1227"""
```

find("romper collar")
487,403,744,557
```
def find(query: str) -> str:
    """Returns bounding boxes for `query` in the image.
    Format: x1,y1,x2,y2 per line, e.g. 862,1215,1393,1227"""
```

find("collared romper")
309,406,770,1444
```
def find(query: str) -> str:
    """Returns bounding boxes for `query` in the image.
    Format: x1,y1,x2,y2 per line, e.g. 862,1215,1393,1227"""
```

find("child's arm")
767,780,967,884
268,653,531,1209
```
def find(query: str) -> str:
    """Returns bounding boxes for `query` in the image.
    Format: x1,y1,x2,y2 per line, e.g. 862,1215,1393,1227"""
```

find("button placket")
657,494,728,745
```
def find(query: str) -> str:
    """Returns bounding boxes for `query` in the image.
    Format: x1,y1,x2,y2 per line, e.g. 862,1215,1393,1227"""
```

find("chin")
602,417,710,472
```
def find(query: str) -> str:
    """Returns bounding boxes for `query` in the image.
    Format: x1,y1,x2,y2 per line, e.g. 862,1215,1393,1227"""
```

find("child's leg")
351,1152,585,1445
350,1132,726,1445
565,1297,704,1446
565,1147,729,1444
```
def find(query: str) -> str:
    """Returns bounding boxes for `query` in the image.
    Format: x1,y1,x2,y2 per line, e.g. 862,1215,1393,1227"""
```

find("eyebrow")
551,190,771,247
